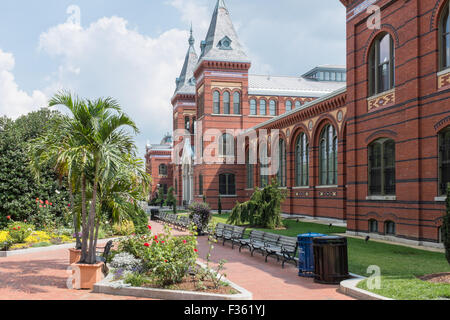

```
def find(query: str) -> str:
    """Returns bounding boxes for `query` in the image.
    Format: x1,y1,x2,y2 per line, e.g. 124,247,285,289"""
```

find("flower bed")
103,223,245,298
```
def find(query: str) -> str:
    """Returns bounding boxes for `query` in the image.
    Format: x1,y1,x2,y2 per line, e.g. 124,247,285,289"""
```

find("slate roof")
174,28,199,96
248,74,346,98
197,0,250,64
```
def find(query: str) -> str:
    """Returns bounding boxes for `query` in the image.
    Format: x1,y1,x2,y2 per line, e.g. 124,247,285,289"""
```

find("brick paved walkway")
0,221,353,300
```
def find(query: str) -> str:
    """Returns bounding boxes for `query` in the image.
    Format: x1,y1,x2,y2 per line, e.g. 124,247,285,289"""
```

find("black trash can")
312,236,349,284
150,209,159,221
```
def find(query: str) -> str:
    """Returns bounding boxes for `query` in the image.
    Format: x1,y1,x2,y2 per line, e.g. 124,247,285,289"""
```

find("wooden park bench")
222,226,247,249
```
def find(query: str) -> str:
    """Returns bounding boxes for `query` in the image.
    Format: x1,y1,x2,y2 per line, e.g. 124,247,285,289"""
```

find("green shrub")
8,222,35,243
124,272,149,287
112,220,135,236
129,208,150,235
189,201,212,235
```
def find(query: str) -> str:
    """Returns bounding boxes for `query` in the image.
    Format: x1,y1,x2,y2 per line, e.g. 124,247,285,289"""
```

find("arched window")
369,219,378,233
439,127,450,195
185,116,190,131
159,164,168,176
219,133,234,157
233,92,241,114
199,174,203,195
368,139,396,196
295,133,309,187
319,124,338,186
439,1,450,70
213,91,220,114
250,99,257,115
223,91,230,114
246,148,254,189
269,100,277,116
277,139,287,187
385,221,396,235
219,173,235,195
369,33,395,96
260,141,269,187
295,101,301,109
286,100,292,112
260,100,267,116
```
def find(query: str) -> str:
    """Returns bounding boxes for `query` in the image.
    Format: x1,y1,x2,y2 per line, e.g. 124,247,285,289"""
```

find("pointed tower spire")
198,0,249,64
188,23,195,47
174,26,199,96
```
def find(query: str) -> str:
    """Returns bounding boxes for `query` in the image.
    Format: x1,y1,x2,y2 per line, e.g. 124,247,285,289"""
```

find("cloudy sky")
0,0,346,158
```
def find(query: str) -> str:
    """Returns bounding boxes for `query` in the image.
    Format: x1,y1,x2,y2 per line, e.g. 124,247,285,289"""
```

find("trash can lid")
297,233,326,239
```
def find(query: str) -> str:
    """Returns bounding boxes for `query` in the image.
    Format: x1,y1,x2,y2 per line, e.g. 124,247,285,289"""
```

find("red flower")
24,219,27,222
68,204,71,207
40,200,43,204
50,203,53,206
44,205,46,208
147,225,152,230
161,241,165,244
17,226,20,230
12,227,16,230
39,205,43,208
144,243,150,247
154,235,158,240
164,260,168,263
183,240,187,244
194,249,198,253
6,216,10,220
35,198,39,203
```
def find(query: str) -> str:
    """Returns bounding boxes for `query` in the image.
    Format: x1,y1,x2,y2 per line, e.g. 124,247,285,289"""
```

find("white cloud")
38,15,195,155
0,50,47,119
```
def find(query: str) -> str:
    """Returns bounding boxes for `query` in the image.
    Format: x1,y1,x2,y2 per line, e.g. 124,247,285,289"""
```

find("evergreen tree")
218,195,222,215
165,187,177,214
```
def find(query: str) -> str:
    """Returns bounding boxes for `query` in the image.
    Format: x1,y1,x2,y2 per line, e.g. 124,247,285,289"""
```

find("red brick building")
145,134,173,201
150,0,450,248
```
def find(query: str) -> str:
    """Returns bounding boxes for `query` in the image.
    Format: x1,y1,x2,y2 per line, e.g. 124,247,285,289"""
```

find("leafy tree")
165,187,176,213
0,109,70,229
228,179,286,229
156,186,165,208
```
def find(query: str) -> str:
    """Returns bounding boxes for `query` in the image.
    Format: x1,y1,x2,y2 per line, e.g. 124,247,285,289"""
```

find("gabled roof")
197,0,250,64
174,27,199,96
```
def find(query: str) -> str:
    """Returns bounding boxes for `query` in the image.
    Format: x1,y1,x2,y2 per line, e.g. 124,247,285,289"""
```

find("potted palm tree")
32,91,149,289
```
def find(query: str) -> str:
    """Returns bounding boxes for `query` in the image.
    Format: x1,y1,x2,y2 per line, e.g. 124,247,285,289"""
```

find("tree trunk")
69,181,81,250
91,214,101,264
80,174,89,263
87,169,99,264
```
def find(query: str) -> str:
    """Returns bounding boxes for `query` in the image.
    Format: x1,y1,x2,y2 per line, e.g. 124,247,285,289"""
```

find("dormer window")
218,36,232,50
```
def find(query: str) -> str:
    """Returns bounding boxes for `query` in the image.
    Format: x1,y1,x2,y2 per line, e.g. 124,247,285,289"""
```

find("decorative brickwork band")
367,89,395,112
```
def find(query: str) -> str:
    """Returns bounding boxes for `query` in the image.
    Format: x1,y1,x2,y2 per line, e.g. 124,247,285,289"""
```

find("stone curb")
93,262,253,300
0,237,121,258
338,273,392,300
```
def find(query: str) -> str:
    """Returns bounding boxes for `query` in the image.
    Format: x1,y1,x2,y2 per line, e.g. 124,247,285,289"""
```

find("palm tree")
33,91,143,264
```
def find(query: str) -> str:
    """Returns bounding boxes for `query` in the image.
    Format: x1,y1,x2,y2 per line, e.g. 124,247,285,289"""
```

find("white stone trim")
366,195,397,201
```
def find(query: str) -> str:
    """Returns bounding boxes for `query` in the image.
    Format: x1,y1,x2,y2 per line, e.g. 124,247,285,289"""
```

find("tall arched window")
219,133,234,157
219,173,235,195
319,124,338,186
369,219,378,233
368,139,396,196
260,141,269,187
439,2,450,70
269,100,277,116
295,101,301,109
159,164,168,176
277,139,287,187
260,100,267,115
439,127,450,195
369,33,395,96
385,221,396,235
295,133,309,187
223,91,230,114
213,91,220,114
250,99,257,115
246,148,254,189
286,100,292,112
233,92,241,114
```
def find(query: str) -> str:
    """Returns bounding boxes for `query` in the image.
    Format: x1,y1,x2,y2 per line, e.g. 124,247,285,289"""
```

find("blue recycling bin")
298,232,326,277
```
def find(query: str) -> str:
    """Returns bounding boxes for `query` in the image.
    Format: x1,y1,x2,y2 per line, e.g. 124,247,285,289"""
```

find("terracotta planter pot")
68,248,81,264
71,262,104,290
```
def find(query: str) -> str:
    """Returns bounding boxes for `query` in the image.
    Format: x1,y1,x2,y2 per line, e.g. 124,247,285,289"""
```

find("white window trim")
366,195,397,201
367,88,396,102
437,67,450,77
316,185,338,189
434,196,447,202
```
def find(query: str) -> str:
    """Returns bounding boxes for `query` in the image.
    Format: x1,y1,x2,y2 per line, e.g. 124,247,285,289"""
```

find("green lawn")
211,213,450,300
